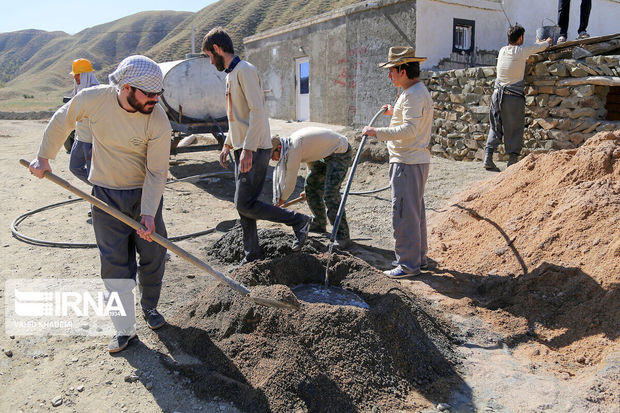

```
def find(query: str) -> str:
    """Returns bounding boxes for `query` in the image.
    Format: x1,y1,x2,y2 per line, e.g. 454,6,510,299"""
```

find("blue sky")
1,0,218,35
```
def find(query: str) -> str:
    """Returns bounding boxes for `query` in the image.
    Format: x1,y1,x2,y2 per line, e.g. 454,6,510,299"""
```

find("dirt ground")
0,119,618,412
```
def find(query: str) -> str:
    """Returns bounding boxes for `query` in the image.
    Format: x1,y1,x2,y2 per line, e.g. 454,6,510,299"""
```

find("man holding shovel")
29,55,172,353
271,127,353,249
202,27,311,264
362,47,433,279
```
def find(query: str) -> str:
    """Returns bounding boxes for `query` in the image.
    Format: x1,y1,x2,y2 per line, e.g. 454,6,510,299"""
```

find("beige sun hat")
378,46,427,68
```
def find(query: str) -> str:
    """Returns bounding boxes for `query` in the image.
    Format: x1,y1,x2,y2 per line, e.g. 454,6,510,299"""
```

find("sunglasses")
131,86,164,98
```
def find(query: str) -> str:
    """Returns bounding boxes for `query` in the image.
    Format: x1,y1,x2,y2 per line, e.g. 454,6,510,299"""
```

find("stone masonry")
424,55,620,162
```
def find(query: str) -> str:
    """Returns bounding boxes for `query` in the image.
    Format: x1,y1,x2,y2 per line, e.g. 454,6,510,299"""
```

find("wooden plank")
556,76,620,87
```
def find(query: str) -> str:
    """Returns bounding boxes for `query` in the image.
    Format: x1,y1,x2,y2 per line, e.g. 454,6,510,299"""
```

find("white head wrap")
272,137,290,204
108,55,163,93
72,71,100,96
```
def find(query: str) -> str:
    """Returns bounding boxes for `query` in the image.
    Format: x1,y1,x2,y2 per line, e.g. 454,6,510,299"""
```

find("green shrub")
23,94,34,99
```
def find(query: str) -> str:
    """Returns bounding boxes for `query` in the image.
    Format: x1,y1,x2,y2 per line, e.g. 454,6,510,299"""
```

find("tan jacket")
375,81,433,164
224,60,272,151
278,127,349,201
37,85,171,216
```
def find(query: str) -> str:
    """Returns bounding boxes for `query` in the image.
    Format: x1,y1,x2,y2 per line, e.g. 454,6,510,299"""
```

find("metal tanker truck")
158,56,228,150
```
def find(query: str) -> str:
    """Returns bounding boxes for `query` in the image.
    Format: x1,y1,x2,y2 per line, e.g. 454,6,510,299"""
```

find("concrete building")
244,0,620,127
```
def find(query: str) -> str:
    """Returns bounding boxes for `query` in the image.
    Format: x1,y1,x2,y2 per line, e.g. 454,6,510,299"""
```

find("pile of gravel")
163,251,462,412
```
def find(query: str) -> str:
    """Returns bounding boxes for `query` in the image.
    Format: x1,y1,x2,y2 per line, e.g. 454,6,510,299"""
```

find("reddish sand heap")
429,131,619,283
426,131,619,372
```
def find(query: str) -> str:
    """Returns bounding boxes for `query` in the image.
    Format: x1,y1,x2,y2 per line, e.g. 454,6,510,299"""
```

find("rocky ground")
0,119,617,412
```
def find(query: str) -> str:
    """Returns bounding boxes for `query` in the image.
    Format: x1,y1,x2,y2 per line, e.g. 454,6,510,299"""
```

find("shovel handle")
19,159,251,296
281,195,305,208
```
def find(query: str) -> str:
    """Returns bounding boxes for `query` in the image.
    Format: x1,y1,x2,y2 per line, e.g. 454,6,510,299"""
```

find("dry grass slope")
149,0,361,62
0,11,191,103
0,0,360,109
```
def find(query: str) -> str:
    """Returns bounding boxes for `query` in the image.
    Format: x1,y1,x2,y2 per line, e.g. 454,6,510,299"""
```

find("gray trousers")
485,93,525,156
92,186,167,334
389,163,429,272
234,148,307,261
69,140,92,185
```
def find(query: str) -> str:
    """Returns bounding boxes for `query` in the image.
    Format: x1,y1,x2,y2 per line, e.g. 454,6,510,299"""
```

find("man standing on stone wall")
202,27,311,264
29,55,171,353
362,47,433,278
484,25,551,171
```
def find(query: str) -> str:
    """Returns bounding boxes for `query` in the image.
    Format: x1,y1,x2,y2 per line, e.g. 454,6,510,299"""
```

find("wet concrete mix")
162,231,462,412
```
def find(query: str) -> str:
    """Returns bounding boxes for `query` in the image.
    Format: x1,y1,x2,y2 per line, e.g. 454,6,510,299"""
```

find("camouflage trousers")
304,144,352,240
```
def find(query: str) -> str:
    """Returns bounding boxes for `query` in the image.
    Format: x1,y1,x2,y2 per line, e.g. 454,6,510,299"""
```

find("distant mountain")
0,0,360,106
148,0,361,62
0,11,192,100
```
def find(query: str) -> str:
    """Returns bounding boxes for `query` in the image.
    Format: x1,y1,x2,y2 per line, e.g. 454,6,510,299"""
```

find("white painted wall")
416,0,620,69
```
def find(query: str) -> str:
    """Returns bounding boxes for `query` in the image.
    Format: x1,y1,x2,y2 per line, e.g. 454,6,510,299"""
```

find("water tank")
159,57,226,121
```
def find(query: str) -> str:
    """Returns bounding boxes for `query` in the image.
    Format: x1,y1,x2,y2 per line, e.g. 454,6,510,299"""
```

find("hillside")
148,0,361,62
0,11,192,105
0,0,361,111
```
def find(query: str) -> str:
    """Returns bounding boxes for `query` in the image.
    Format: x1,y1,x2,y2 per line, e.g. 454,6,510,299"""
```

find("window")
453,18,475,54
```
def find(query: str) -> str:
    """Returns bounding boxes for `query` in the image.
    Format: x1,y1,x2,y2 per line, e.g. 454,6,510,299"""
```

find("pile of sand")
426,131,619,369
163,251,462,412
429,131,619,283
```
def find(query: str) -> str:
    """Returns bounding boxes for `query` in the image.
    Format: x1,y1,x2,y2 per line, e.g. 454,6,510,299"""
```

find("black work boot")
483,150,500,172
506,153,519,167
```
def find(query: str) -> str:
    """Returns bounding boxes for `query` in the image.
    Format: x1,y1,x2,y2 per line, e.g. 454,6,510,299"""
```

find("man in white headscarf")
67,58,100,184
29,55,172,354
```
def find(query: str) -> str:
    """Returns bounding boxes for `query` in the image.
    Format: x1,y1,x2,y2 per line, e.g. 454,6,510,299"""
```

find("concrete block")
536,94,550,107
569,66,588,77
482,67,495,77
572,85,595,98
568,107,596,119
548,63,569,77
548,96,563,107
449,94,465,103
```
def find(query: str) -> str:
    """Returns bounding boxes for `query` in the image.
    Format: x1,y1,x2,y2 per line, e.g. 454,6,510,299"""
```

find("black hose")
13,162,387,248
11,171,232,249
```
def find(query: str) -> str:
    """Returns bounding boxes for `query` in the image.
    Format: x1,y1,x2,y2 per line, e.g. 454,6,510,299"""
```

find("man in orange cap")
67,58,99,185
362,46,433,279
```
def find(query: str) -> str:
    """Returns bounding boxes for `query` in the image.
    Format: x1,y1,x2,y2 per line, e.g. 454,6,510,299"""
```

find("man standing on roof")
271,127,353,249
362,46,433,279
68,58,100,185
557,0,591,43
202,27,311,264
29,55,171,354
484,25,551,172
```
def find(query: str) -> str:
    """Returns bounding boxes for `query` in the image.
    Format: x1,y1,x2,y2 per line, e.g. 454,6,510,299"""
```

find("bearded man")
29,55,172,353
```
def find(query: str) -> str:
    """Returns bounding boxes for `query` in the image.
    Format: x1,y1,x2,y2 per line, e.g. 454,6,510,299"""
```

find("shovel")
20,159,300,311
281,194,306,208
324,107,386,286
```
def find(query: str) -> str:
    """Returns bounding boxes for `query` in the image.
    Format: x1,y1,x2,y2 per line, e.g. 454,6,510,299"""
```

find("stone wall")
425,55,620,162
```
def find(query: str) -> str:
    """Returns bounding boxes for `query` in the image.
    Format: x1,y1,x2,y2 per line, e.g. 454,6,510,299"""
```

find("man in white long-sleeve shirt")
271,127,353,249
363,47,433,278
484,25,551,171
29,55,171,353
202,27,311,264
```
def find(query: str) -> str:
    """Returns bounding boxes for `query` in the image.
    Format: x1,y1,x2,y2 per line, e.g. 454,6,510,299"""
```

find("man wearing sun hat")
362,46,433,279
29,55,172,353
